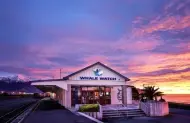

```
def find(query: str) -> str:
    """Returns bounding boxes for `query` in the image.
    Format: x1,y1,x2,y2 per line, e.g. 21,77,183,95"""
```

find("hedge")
78,104,99,112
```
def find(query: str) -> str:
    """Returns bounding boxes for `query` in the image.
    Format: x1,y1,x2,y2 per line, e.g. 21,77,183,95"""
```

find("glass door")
71,86,111,106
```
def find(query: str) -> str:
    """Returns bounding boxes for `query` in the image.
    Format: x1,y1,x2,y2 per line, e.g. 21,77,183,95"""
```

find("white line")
11,100,41,123
0,103,28,119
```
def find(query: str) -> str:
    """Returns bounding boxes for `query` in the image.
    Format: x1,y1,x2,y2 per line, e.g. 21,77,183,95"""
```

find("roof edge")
63,62,130,81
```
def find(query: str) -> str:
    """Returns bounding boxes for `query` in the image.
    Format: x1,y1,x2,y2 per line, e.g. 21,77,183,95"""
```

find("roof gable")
63,62,130,81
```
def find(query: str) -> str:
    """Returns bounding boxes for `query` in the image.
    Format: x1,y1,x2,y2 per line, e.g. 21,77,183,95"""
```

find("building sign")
80,76,117,80
79,68,117,81
93,68,103,76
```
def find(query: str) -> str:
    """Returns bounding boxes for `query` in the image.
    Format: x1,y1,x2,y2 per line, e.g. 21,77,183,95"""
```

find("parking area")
23,98,95,123
0,98,37,116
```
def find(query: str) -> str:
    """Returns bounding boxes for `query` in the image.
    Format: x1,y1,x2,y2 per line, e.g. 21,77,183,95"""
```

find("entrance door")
99,87,111,105
71,86,111,106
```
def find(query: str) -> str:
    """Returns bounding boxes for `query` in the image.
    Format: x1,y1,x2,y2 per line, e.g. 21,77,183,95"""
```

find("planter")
75,104,103,120
78,104,99,112
83,112,101,119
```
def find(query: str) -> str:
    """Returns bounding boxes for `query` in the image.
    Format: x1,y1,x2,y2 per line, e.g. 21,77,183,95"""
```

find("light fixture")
99,92,103,96
78,91,81,96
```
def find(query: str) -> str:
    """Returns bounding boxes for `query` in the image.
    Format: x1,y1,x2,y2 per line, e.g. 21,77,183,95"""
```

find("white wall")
140,102,169,116
65,84,71,108
127,87,132,104
111,86,123,104
56,88,63,105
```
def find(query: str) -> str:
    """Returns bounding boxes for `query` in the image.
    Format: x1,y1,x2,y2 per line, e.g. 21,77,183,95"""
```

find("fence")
140,101,169,116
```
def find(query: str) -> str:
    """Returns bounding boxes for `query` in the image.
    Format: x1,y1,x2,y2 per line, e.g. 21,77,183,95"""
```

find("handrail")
98,103,103,119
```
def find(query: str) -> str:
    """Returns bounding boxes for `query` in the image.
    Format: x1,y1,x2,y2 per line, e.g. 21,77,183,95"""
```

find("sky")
0,0,190,94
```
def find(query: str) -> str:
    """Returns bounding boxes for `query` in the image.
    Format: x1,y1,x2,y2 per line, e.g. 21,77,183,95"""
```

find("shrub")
78,104,99,112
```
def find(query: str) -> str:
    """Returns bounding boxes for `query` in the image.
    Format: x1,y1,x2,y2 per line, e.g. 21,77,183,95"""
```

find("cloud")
115,35,161,52
127,52,190,73
132,0,190,37
131,70,190,94
0,0,190,94
125,51,190,94
133,16,190,36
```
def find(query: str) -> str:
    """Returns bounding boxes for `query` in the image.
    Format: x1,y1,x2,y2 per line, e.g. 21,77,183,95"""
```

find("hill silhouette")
0,80,42,93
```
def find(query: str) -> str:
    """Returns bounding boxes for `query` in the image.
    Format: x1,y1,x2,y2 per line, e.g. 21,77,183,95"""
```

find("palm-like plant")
142,86,163,101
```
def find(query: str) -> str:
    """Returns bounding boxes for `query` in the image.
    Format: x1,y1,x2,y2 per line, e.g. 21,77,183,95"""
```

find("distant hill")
0,80,42,93
0,75,30,83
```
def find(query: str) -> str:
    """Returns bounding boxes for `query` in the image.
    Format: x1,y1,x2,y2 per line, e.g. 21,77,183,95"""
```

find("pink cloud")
114,33,162,53
117,39,160,52
132,16,145,24
133,16,190,36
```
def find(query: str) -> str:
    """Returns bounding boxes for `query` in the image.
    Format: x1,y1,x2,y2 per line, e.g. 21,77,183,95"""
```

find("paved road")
24,99,95,123
169,108,190,116
104,108,190,123
0,98,37,116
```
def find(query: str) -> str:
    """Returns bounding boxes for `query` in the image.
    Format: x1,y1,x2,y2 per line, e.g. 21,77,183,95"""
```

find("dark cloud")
0,65,29,75
136,67,190,77
47,56,85,67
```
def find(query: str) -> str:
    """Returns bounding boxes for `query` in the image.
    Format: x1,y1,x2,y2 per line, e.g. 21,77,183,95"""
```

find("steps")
103,109,146,118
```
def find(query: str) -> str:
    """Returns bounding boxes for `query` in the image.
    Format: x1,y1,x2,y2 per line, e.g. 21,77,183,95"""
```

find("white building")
32,62,133,108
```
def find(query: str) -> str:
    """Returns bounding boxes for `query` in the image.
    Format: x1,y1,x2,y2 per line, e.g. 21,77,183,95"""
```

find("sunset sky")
0,0,190,94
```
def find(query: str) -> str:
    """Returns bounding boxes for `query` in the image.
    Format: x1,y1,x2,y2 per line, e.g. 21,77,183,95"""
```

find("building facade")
32,62,133,108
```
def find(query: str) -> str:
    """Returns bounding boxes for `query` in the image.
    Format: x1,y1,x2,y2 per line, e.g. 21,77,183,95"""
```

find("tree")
132,87,140,100
142,86,163,101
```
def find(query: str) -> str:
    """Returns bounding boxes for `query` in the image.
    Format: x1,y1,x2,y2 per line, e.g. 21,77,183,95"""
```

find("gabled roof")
63,62,130,81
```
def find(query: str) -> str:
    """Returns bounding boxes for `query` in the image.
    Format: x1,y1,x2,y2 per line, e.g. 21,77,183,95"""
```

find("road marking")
32,100,41,112
0,103,27,119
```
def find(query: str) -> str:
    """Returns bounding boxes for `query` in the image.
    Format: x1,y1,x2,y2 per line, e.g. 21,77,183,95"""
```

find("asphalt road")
0,98,37,116
24,99,96,123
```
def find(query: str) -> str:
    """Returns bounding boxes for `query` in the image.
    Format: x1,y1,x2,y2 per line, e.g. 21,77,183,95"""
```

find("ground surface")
0,98,37,116
24,99,95,123
104,108,190,123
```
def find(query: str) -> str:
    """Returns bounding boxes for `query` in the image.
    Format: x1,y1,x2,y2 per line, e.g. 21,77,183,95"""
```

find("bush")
78,104,99,112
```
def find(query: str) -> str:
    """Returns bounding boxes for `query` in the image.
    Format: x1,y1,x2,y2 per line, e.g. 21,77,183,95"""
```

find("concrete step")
103,110,143,113
102,109,146,118
103,114,145,118
103,109,142,112
103,112,145,115
103,113,145,116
